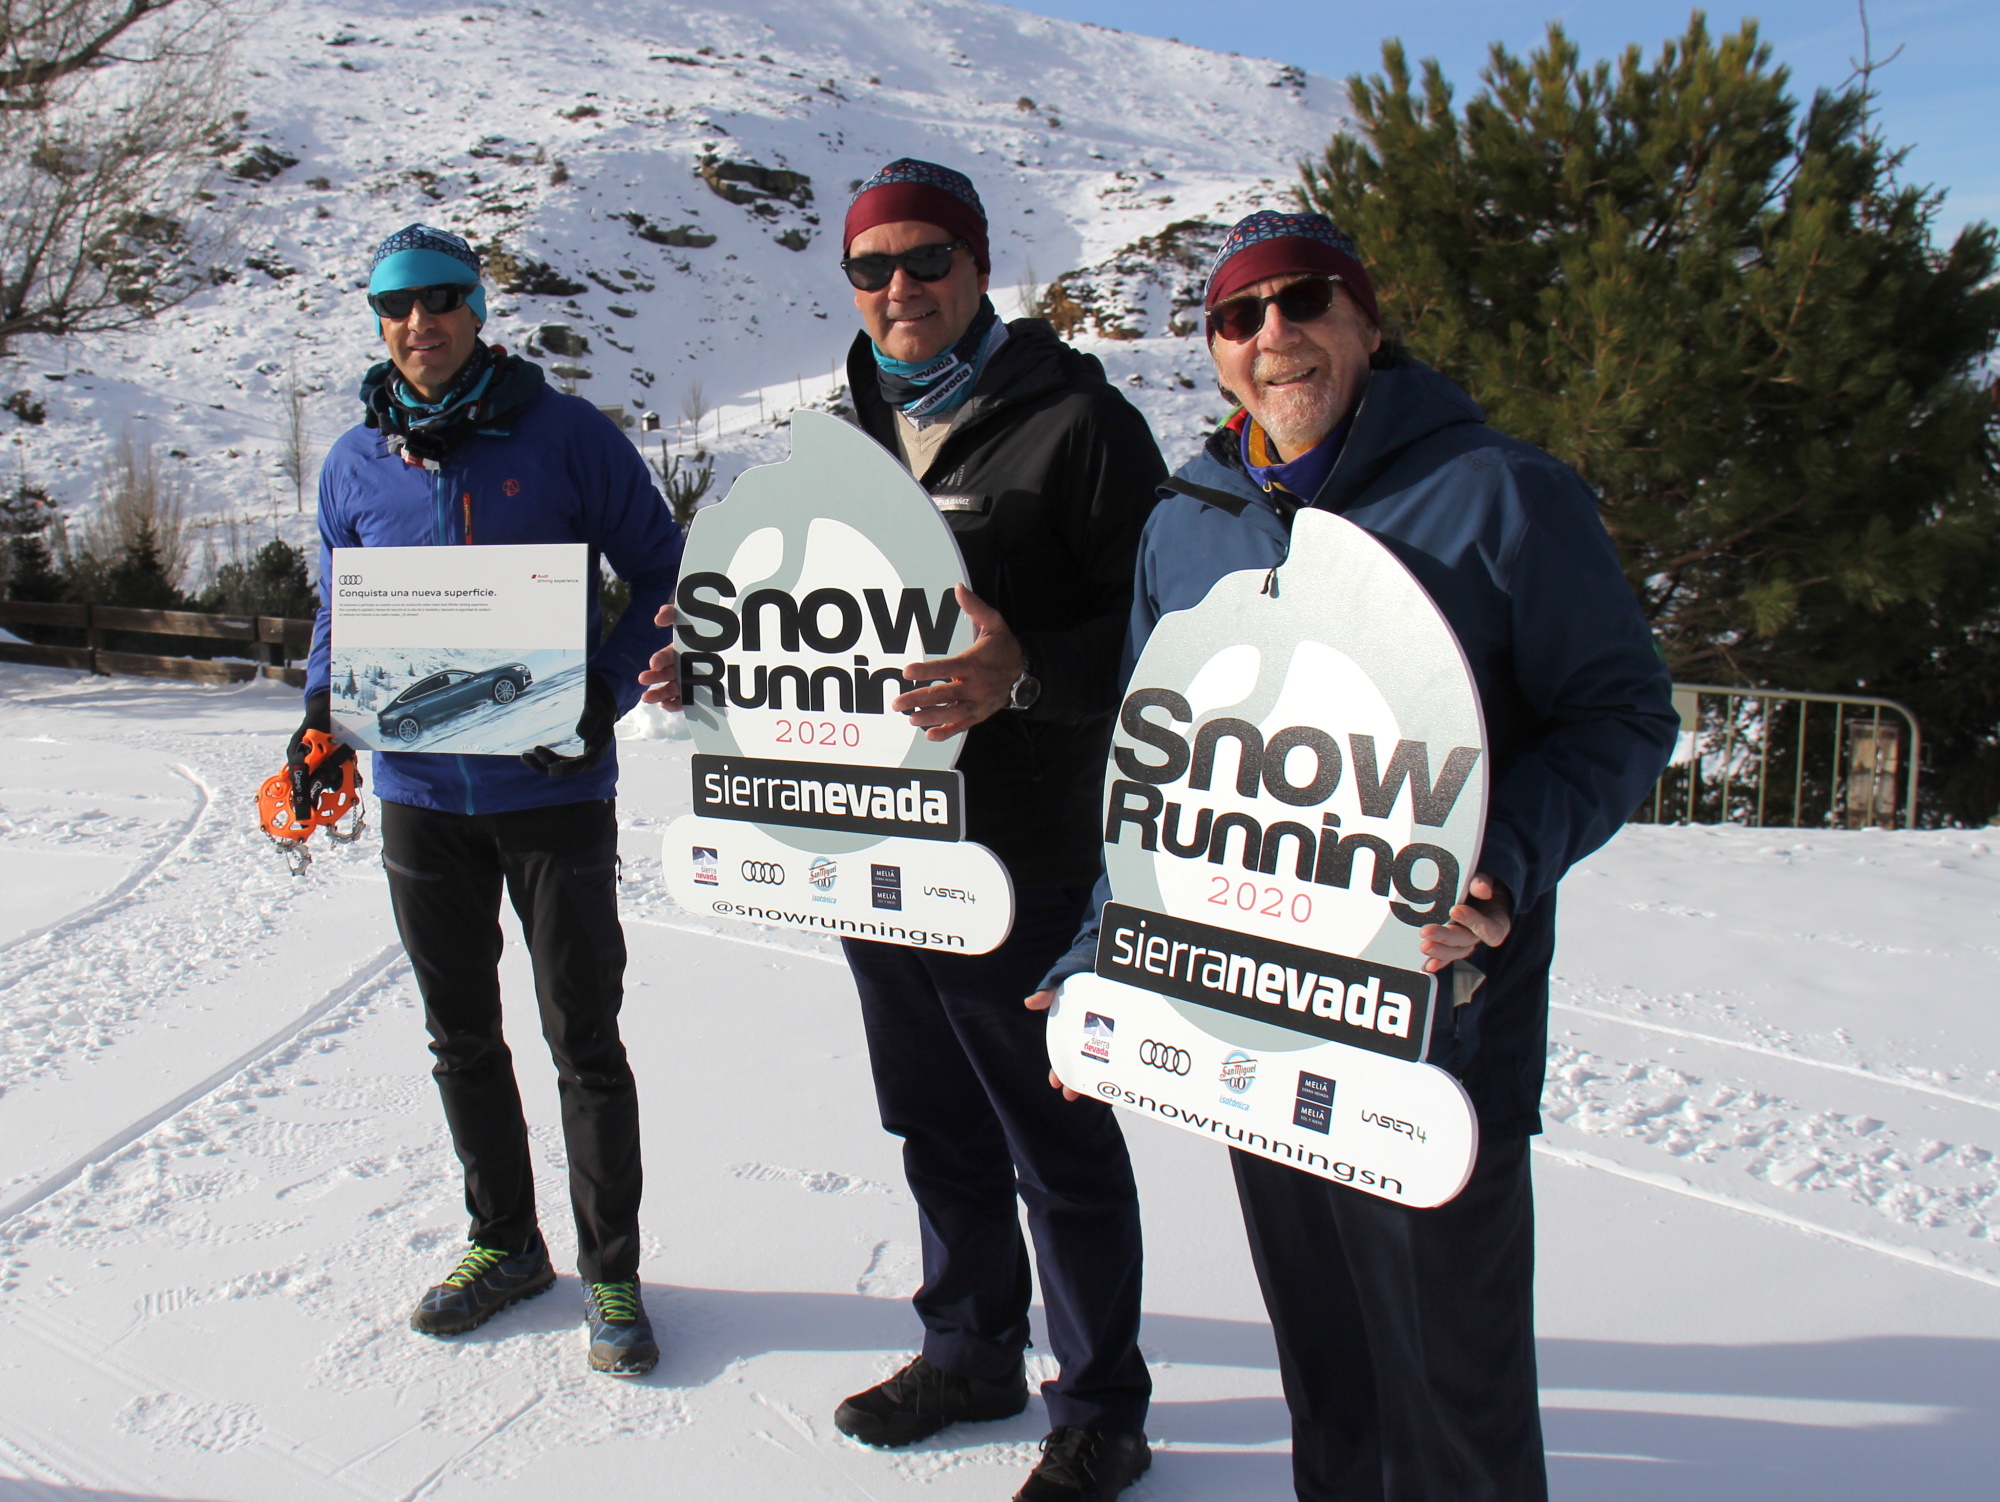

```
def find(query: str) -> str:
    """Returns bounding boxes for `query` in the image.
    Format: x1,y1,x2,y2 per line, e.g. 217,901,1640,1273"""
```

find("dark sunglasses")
367,284,471,320
1206,276,1343,343
840,239,968,292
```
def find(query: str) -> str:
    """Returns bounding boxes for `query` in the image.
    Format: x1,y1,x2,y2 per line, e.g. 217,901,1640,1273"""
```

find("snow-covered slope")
1,665,1998,1501
1,0,1339,574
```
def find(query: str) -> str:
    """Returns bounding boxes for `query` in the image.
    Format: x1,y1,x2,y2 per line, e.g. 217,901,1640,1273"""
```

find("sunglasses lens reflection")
1207,278,1339,342
841,242,962,292
371,286,466,319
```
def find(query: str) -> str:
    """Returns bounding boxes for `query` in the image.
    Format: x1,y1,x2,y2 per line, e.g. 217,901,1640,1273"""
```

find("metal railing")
1636,683,1921,831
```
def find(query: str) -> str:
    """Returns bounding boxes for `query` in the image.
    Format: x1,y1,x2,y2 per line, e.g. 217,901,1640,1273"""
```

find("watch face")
1012,673,1042,710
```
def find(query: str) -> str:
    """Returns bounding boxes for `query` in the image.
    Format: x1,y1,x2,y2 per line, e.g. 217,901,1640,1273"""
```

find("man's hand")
891,585,1023,741
1417,872,1513,973
522,675,617,776
636,602,682,709
1023,988,1084,1100
285,691,355,821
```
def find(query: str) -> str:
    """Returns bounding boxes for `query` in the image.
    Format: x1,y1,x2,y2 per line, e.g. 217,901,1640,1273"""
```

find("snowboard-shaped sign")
660,410,1016,953
1047,508,1485,1205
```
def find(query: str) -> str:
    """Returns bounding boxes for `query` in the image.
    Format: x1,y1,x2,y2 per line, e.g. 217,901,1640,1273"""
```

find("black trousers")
843,888,1151,1434
381,797,641,1284
1232,1134,1546,1502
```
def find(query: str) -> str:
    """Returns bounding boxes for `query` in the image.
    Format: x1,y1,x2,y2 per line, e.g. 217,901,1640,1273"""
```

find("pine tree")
196,538,318,618
0,478,65,605
1300,18,2000,821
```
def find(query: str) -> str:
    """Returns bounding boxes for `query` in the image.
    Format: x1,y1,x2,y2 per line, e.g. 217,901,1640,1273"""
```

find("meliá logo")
870,863,902,911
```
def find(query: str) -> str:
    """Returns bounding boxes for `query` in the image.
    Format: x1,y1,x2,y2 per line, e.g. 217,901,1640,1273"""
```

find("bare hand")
891,585,1023,741
1024,988,1083,1099
636,602,682,709
1417,872,1513,973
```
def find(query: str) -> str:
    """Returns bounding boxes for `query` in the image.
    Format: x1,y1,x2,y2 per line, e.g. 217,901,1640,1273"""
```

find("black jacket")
848,319,1166,889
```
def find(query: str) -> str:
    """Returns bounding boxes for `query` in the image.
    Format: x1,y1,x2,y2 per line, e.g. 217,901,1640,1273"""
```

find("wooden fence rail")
0,601,314,687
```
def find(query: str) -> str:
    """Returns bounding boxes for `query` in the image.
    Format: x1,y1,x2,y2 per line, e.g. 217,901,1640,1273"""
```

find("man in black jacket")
829,159,1163,1502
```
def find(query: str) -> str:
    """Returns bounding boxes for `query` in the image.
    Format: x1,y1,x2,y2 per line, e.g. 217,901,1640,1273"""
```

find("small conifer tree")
1301,17,2000,821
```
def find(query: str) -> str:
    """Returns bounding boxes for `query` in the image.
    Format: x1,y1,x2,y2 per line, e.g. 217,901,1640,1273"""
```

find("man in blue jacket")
294,224,682,1375
1033,212,1677,1500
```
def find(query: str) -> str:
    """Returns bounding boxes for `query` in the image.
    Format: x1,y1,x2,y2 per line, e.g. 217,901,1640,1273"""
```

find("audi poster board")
659,410,1015,954
1044,509,1485,1206
329,543,589,756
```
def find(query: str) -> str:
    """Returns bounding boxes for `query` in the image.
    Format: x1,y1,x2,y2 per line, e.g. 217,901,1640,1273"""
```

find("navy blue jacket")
1045,360,1676,1136
307,384,682,814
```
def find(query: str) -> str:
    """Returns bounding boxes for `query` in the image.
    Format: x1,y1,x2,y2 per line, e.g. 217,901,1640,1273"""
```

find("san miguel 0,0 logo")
659,410,1015,953
1046,508,1485,1206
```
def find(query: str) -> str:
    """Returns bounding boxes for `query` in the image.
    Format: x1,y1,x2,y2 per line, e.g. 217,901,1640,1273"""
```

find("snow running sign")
659,410,1014,954
1048,508,1485,1205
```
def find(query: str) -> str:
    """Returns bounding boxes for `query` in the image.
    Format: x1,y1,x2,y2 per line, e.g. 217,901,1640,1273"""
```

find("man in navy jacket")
297,225,681,1375
1034,212,1676,1500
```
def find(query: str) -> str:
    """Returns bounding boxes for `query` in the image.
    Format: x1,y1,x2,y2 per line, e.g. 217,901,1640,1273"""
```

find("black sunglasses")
367,284,471,320
1206,276,1343,343
840,239,968,292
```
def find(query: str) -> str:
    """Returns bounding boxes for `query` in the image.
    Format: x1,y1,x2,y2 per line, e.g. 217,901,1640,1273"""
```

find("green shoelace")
589,1281,641,1324
442,1244,511,1288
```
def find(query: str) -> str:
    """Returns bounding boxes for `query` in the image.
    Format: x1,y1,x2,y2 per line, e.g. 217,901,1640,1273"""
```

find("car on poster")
377,662,533,741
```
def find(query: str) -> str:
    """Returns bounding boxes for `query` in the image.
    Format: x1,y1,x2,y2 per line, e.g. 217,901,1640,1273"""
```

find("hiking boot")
1014,1427,1153,1501
834,1354,1028,1447
584,1280,659,1377
408,1230,555,1337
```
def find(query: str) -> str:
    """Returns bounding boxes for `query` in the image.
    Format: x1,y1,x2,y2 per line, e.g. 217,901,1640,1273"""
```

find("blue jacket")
1046,360,1676,1136
307,383,682,814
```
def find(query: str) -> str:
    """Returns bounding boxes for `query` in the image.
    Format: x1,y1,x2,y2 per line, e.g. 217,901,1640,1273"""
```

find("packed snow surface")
0,664,1996,1501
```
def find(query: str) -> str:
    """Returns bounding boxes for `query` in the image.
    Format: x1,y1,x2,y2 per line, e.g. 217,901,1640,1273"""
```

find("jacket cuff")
1475,823,1531,916
1036,925,1101,995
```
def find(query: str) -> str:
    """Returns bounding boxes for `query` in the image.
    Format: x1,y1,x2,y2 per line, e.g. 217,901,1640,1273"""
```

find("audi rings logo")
1138,1040,1192,1075
740,860,786,885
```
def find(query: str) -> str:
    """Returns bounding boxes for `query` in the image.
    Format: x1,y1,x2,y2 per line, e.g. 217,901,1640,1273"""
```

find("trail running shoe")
408,1230,555,1337
584,1280,659,1376
1014,1427,1153,1501
834,1354,1028,1448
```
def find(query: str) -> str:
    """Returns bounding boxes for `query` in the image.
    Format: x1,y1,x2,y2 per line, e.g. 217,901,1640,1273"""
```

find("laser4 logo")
1045,509,1484,1207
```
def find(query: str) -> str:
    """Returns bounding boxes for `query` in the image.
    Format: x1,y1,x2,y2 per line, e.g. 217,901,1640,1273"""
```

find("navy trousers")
1232,1134,1547,1502
843,888,1151,1434
382,797,642,1284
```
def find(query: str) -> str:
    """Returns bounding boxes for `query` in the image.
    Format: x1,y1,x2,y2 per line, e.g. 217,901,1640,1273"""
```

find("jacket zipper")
432,466,478,815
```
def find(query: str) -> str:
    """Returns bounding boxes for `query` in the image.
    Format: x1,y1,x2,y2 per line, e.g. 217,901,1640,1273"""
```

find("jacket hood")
1171,360,1487,515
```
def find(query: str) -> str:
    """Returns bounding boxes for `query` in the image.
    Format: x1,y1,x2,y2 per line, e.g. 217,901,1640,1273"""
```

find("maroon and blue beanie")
368,223,487,327
843,158,990,273
1203,210,1376,326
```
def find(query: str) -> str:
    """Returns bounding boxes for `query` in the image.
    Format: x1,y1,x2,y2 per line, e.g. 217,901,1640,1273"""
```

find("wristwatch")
1006,659,1041,711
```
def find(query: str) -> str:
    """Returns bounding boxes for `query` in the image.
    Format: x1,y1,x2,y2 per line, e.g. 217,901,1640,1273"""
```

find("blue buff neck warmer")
359,342,546,466
872,296,1000,424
